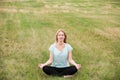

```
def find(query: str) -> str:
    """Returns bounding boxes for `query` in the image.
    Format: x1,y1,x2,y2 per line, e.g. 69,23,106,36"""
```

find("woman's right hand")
38,64,45,69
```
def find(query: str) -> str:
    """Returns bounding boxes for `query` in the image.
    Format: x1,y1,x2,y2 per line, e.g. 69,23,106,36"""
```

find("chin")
58,40,64,42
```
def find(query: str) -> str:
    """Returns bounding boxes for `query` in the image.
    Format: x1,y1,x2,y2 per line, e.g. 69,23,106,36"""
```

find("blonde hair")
55,29,67,43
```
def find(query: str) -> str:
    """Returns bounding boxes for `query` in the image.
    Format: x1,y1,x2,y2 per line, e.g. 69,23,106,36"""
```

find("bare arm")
38,51,53,69
68,51,77,65
68,51,81,70
43,51,53,65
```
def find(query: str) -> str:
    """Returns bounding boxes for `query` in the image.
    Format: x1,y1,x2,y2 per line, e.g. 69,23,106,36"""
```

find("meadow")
0,0,120,80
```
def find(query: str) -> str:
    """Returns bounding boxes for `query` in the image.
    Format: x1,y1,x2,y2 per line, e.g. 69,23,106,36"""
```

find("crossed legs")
42,66,78,77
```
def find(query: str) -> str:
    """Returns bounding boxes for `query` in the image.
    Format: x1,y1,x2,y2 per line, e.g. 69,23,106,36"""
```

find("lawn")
0,0,120,80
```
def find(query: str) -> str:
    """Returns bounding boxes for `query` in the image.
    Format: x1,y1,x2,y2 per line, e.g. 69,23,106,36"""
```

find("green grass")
0,0,120,80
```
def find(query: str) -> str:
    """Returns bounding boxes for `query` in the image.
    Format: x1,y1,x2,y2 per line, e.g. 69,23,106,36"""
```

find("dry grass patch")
94,27,120,40
104,27,120,38
0,0,30,2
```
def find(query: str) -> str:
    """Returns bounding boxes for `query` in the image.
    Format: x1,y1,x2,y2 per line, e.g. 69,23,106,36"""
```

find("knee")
70,66,78,73
42,66,51,75
42,66,49,72
74,66,78,72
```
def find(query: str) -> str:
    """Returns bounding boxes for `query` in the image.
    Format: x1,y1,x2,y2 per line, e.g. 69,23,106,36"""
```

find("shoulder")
49,43,56,51
65,43,72,47
65,43,73,51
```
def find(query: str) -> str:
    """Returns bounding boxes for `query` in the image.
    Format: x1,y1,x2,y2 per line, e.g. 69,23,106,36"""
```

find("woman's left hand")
75,64,81,70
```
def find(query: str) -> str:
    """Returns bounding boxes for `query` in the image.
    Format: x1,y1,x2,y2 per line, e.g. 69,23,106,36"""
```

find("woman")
38,29,81,77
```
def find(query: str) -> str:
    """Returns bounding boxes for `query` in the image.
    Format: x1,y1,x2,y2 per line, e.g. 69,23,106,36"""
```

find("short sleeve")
49,44,54,52
67,44,73,52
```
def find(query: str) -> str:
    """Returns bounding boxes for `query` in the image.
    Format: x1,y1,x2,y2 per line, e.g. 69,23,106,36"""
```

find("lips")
59,38,63,39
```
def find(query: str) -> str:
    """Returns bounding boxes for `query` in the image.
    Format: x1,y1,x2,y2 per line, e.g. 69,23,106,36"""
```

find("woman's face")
57,31,65,42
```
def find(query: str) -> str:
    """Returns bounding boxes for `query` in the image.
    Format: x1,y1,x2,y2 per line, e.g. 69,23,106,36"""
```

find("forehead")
58,31,64,35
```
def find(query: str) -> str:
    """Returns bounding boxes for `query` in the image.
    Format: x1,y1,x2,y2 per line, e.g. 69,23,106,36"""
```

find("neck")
57,41,64,45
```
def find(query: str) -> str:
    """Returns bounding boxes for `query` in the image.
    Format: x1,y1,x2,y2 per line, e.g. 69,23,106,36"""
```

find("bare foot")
64,75,73,78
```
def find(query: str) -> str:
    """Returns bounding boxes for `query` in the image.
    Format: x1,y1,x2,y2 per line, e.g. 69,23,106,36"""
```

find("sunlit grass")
0,0,120,80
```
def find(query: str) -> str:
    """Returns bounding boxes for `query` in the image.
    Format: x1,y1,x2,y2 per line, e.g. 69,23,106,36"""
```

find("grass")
0,0,120,80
